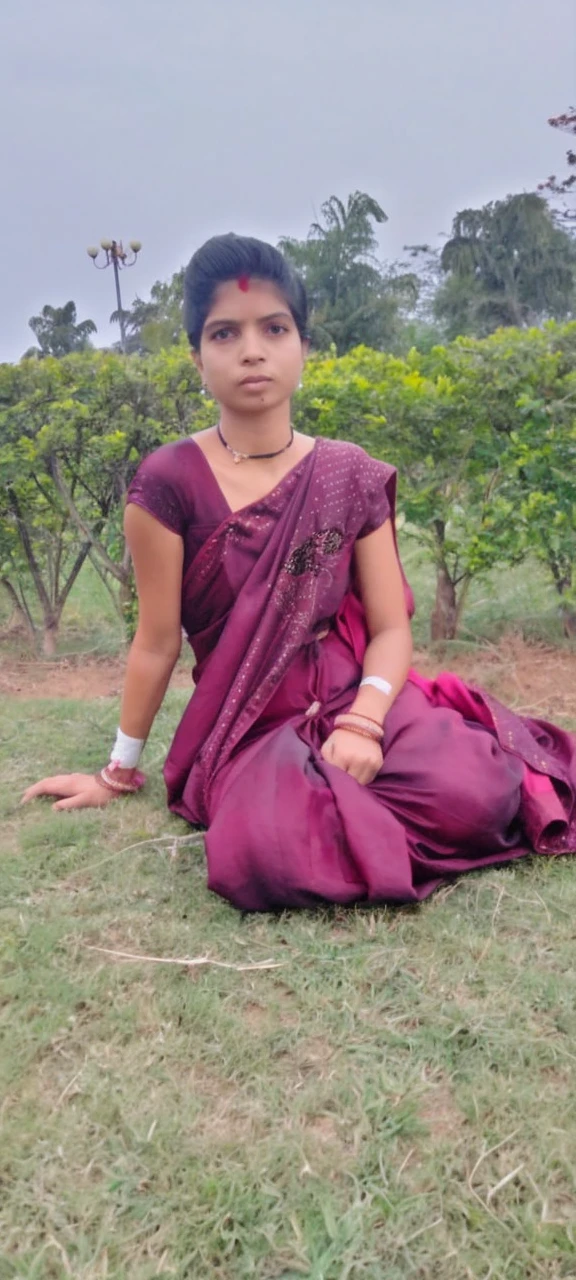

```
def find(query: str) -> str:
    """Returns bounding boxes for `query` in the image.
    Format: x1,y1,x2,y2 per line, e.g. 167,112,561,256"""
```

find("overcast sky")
1,0,574,361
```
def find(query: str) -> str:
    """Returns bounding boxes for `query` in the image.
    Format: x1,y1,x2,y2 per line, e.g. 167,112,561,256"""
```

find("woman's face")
194,278,306,413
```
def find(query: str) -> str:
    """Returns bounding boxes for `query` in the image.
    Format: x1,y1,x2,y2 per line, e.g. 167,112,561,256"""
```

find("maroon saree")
127,436,576,911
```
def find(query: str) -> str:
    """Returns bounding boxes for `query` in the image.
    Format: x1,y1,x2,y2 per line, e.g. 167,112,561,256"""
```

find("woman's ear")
191,348,203,379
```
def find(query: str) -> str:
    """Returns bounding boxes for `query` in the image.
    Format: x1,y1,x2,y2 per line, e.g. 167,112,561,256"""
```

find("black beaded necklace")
217,422,294,465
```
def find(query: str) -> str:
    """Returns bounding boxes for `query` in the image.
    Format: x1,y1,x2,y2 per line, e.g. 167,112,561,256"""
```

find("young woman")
24,235,576,910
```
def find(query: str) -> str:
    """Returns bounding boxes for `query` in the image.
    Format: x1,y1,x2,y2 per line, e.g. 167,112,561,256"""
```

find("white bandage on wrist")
360,676,393,697
110,727,145,768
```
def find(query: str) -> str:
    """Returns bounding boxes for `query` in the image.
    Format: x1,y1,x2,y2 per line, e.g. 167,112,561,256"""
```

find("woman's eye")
212,327,235,341
268,323,288,336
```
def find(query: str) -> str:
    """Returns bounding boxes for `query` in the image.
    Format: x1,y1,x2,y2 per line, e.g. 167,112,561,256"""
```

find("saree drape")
127,437,576,910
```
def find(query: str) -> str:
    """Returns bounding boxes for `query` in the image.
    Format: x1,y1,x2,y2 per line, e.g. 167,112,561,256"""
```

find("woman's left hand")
320,728,383,785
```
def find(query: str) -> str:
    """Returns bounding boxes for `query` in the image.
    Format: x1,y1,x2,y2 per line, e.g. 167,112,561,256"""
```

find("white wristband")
360,676,393,697
110,727,145,768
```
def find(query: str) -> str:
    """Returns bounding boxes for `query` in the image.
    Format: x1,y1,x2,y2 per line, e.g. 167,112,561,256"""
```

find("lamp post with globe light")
87,239,142,354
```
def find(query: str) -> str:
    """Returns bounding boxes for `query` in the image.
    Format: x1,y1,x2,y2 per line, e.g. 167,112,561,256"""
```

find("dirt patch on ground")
240,1001,270,1031
414,636,576,723
296,1036,335,1077
2,635,576,720
301,1114,342,1148
0,655,193,700
418,1080,464,1141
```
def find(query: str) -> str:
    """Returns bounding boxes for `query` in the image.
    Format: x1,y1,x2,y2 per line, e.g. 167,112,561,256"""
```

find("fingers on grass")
53,793,96,811
22,780,63,803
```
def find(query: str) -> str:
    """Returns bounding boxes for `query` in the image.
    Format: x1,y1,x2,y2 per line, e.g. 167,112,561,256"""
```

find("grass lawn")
2,558,576,1277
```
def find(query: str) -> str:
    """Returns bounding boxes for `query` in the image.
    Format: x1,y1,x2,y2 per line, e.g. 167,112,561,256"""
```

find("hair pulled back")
183,233,308,348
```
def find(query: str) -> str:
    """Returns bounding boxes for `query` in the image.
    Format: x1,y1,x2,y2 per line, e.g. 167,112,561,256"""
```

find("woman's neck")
218,405,293,456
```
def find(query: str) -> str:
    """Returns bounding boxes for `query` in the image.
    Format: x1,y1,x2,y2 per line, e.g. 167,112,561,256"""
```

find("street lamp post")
87,239,142,354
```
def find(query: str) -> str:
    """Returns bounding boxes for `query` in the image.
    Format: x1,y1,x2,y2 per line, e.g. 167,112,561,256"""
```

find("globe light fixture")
86,239,142,353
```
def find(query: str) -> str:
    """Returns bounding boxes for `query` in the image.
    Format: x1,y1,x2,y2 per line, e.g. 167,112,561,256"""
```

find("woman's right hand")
21,773,121,812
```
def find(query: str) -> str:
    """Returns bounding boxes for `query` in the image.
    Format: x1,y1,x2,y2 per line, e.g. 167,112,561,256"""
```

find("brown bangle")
333,724,383,744
344,710,384,729
95,767,145,794
334,715,383,742
336,717,383,738
95,772,122,794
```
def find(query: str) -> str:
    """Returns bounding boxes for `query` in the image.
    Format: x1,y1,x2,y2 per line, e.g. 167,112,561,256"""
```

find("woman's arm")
22,505,184,810
119,504,184,739
320,520,412,785
348,518,413,721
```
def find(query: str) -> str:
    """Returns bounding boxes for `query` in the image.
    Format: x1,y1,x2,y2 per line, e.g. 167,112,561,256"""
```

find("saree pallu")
128,437,576,911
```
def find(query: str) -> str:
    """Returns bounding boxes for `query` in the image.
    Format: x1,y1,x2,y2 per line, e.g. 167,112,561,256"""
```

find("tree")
3,326,576,651
294,328,576,639
294,343,524,639
23,302,97,360
397,244,446,351
111,270,184,354
435,194,576,339
0,361,93,653
0,348,208,652
538,108,576,229
494,322,576,630
280,192,417,354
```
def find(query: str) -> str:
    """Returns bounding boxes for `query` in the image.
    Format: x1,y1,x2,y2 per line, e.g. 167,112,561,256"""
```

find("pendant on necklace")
217,421,294,464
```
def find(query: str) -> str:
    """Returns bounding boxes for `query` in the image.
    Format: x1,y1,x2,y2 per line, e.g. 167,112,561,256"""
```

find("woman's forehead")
206,278,288,321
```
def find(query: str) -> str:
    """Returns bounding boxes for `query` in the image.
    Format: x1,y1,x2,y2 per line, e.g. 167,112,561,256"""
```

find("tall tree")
538,108,576,229
0,360,93,654
23,301,97,359
435,194,576,339
279,192,417,354
0,347,208,651
111,270,184,354
398,244,446,351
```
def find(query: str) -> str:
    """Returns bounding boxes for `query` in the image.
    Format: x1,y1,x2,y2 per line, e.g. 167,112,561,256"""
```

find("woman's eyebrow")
204,311,292,334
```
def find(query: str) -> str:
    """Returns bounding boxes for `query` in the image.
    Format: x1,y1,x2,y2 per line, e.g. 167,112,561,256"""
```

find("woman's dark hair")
183,233,308,348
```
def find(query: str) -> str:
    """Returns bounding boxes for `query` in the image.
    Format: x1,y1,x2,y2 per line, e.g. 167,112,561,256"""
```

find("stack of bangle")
94,728,147,795
96,765,146,794
333,712,384,744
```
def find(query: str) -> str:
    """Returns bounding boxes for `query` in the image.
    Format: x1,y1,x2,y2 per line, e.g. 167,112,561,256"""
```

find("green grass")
2,677,576,1278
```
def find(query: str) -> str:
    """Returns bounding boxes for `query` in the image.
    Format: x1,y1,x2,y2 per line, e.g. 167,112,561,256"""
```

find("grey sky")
1,0,574,361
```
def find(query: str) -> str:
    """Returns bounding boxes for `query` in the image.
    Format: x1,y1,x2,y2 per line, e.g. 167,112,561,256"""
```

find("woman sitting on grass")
24,234,576,910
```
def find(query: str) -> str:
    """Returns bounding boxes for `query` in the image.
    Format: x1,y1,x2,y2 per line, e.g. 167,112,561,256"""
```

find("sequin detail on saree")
284,528,344,576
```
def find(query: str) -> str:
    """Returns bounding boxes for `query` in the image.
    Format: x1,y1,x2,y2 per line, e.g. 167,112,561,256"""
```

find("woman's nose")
239,329,266,362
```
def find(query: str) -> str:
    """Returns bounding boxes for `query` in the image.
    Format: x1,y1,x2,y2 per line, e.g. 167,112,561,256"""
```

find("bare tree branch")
49,456,125,582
